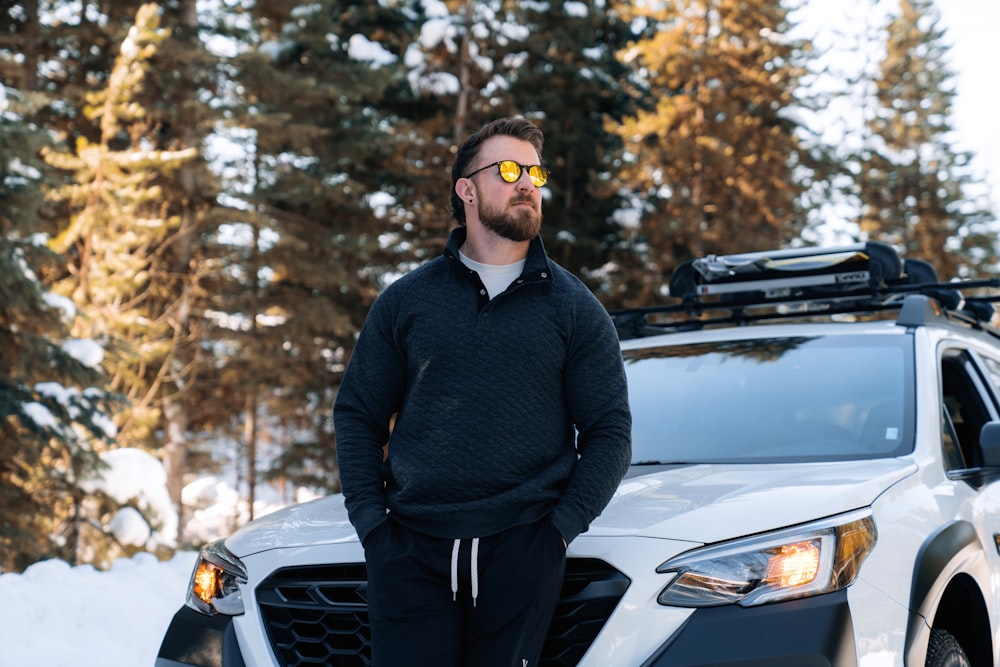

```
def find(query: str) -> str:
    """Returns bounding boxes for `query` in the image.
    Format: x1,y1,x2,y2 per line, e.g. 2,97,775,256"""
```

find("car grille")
257,558,629,667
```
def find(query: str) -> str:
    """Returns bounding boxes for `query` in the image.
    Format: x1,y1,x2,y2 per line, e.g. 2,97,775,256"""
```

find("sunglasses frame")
464,160,550,187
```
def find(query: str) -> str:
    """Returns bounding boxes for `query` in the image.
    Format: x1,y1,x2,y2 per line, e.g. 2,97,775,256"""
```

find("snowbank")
0,551,197,665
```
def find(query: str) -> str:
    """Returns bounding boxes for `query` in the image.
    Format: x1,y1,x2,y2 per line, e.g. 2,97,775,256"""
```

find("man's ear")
456,178,475,202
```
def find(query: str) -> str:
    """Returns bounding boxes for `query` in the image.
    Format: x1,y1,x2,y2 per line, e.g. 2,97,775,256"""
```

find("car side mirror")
980,422,1000,467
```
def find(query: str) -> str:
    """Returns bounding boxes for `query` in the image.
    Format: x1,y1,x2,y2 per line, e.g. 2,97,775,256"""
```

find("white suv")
156,243,1000,666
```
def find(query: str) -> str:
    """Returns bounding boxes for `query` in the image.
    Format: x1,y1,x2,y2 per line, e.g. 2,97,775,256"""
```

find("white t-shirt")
458,251,526,300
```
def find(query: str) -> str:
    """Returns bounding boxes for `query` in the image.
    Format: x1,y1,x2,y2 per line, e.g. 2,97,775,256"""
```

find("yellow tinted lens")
528,165,549,187
498,161,522,183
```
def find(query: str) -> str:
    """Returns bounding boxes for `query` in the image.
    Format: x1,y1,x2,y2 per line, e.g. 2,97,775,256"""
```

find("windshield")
625,334,914,464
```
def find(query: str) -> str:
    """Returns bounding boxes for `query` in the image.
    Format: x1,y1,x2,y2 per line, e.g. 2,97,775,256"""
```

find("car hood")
225,493,358,557
225,458,917,557
592,458,917,543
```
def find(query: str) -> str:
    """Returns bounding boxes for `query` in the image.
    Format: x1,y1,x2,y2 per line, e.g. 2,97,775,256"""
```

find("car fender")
904,520,993,665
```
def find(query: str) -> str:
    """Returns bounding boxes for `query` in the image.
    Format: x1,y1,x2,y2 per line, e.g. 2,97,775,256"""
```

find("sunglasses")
464,160,550,187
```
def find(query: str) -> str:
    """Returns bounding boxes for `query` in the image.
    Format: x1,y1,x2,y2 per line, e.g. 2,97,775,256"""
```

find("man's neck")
460,225,530,266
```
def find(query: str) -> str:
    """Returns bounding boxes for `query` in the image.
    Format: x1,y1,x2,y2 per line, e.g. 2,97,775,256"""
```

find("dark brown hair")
450,117,545,224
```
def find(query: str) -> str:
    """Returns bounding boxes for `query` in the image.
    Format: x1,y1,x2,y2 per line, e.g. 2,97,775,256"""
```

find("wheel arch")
904,520,994,666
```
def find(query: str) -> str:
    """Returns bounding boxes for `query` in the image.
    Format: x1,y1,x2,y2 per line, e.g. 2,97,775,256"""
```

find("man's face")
468,136,543,242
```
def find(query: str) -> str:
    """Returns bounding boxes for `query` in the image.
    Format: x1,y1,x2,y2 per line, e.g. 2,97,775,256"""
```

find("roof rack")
611,242,1000,340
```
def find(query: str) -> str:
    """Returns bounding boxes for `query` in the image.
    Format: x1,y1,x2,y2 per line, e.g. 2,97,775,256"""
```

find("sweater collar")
444,226,554,284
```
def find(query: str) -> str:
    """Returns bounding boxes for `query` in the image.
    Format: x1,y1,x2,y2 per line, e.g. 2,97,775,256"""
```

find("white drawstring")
470,537,480,607
450,537,481,606
451,539,461,601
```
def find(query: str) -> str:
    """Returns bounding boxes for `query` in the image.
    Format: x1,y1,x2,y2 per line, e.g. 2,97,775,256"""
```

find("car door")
940,341,1000,665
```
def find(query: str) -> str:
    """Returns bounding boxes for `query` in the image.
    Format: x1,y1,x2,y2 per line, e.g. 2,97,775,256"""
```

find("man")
334,117,631,667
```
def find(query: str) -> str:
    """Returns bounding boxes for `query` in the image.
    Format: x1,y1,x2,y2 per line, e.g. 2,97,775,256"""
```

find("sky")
802,0,1000,209
936,0,1000,208
787,0,1000,244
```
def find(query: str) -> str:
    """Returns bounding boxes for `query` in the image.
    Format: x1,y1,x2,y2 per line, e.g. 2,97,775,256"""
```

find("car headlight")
657,510,876,608
185,539,248,616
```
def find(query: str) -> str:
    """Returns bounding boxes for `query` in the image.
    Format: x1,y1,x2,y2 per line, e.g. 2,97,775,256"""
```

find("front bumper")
642,590,856,666
156,589,855,667
155,606,247,667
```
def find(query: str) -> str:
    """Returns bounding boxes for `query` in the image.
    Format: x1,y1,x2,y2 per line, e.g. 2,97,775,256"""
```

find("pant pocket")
544,518,566,550
361,518,392,553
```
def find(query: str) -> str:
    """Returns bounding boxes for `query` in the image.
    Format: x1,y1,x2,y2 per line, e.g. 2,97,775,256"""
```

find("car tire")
925,628,971,667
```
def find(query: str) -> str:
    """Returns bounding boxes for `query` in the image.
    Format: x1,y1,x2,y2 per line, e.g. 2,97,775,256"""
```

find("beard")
478,195,542,242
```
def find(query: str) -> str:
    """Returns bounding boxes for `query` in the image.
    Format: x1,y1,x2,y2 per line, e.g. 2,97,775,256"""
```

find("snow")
347,34,397,67
0,550,198,665
109,506,153,546
82,448,179,548
0,448,295,665
42,291,77,320
21,401,58,430
33,381,118,438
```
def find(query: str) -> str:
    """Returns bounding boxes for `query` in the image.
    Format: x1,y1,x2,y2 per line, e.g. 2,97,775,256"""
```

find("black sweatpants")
363,517,567,667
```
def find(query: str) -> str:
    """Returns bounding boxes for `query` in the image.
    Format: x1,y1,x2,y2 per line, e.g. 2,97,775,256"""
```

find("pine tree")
0,2,122,571
120,0,229,542
187,0,428,515
860,0,996,278
0,221,120,570
0,235,119,571
504,0,644,300
5,1,233,545
41,3,203,556
393,0,648,305
607,0,816,306
389,0,525,262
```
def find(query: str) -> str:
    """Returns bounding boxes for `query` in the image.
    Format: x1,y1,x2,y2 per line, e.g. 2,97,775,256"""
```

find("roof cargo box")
668,241,902,301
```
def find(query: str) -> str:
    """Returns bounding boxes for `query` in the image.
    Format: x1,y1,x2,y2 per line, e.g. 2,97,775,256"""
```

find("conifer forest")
1,0,997,572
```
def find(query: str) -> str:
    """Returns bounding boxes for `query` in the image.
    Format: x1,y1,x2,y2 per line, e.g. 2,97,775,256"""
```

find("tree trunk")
453,0,473,144
21,0,38,90
161,0,200,542
162,394,187,542
245,391,257,521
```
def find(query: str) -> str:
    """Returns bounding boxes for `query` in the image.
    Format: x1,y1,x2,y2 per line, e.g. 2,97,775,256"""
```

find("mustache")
509,195,536,207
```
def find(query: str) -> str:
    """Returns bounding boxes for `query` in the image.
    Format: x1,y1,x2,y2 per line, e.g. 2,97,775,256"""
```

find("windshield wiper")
631,460,691,466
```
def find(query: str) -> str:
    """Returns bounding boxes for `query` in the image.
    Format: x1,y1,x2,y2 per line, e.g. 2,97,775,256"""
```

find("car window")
940,348,997,470
940,408,964,470
625,334,914,464
976,355,1000,407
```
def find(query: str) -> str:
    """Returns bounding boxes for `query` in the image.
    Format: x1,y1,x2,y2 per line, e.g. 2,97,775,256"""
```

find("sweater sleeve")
550,293,632,545
333,289,406,545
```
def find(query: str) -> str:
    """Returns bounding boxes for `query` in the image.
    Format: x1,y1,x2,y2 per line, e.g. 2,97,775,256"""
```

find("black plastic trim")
640,590,856,667
155,606,247,667
904,521,980,666
909,522,977,616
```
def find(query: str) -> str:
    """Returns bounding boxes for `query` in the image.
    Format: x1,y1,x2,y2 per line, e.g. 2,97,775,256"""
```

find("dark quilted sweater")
334,227,631,545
